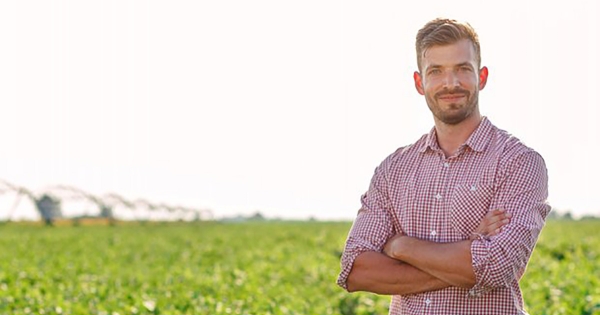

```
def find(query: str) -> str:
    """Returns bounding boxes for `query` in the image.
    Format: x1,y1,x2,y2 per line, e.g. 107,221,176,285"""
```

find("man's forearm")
388,237,476,288
346,251,450,295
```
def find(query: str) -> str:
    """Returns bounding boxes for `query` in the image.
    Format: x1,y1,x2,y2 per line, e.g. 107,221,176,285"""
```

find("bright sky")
1,1,598,220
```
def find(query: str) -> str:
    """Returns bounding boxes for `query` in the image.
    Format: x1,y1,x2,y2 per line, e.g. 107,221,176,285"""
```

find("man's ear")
414,71,425,95
478,66,489,90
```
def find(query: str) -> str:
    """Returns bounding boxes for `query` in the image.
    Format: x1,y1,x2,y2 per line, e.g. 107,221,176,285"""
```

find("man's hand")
383,233,404,258
470,209,511,240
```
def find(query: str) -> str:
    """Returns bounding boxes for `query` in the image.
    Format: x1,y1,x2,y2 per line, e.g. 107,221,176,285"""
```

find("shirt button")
425,298,432,306
434,193,442,200
443,162,450,168
430,230,437,236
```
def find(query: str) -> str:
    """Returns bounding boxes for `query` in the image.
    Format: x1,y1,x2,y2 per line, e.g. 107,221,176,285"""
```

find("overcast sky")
1,0,598,220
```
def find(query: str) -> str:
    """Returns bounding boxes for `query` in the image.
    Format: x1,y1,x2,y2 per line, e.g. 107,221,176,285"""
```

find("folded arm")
469,152,550,295
347,251,450,295
339,204,451,295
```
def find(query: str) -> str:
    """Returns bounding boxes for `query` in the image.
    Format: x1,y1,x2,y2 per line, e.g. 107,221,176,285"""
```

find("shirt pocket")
450,183,495,237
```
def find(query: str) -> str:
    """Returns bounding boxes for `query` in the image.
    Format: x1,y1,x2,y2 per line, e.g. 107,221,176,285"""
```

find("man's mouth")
438,94,466,101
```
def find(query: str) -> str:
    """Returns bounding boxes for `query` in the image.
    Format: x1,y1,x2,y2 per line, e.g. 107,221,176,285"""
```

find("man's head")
416,18,481,72
413,18,488,126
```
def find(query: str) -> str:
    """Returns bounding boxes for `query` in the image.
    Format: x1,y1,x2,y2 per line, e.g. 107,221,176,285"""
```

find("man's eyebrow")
456,62,475,69
424,65,442,72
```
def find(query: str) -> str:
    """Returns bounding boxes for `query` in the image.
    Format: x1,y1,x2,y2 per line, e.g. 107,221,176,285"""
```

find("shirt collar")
465,116,493,152
419,126,441,153
418,116,493,154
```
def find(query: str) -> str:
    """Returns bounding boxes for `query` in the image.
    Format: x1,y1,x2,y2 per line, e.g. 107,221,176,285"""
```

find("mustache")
435,89,470,99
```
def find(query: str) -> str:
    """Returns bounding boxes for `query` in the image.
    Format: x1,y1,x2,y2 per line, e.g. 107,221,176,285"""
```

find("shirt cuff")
337,241,375,291
468,238,493,297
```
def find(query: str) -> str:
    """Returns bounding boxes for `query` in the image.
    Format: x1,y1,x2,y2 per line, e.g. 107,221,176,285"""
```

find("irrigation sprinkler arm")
134,199,157,210
16,187,37,202
50,185,95,203
103,193,134,209
48,185,113,217
0,180,35,200
0,181,39,221
0,180,12,194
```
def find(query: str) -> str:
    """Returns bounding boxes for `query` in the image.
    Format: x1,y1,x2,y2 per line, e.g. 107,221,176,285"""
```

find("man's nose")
442,72,460,88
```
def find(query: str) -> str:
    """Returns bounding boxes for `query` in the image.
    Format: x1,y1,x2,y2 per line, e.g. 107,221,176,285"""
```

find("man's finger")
485,212,507,224
486,218,511,235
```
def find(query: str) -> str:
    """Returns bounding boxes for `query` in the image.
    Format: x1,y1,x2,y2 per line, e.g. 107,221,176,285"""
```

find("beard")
426,88,479,125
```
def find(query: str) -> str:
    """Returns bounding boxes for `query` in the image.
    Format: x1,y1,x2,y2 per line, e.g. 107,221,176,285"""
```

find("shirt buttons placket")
425,298,432,306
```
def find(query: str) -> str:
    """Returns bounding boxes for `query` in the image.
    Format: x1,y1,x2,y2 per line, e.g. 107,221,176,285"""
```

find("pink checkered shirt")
338,117,550,315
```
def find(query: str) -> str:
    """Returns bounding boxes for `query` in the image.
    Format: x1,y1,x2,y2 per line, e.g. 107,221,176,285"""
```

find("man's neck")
434,113,482,157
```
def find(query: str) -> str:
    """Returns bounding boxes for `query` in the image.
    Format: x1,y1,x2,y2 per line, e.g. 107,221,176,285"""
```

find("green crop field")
0,220,598,315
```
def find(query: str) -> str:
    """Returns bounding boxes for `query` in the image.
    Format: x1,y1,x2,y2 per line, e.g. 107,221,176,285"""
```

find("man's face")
414,39,487,125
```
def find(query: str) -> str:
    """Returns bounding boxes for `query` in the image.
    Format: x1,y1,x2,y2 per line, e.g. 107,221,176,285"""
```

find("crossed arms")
339,152,550,296
346,209,509,295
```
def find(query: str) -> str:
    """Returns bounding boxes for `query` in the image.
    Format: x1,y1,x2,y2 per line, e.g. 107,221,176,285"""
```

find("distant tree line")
547,208,599,221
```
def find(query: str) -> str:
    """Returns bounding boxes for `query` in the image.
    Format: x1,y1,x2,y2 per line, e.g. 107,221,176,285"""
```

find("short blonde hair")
416,18,481,71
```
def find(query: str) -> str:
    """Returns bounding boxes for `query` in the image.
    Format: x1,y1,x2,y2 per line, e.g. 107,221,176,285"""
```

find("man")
337,18,550,314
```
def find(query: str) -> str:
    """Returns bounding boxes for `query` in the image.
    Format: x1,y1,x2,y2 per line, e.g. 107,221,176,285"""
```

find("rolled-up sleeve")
337,162,395,290
469,152,550,296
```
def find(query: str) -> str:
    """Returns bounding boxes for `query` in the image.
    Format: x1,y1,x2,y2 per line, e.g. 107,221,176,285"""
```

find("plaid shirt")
338,117,550,315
